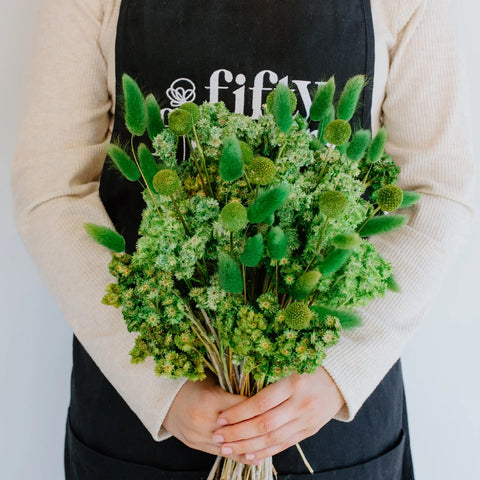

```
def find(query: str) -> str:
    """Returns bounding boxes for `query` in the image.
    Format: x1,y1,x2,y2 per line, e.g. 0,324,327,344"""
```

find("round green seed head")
319,191,348,218
179,102,200,123
247,157,276,185
221,202,248,232
376,185,404,212
284,302,313,330
168,108,193,136
324,119,352,145
153,169,181,195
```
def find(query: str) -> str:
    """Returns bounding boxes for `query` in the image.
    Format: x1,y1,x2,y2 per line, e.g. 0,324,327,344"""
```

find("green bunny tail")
220,135,244,182
267,226,288,260
138,143,159,191
319,249,352,276
145,94,164,140
122,74,147,136
272,83,293,133
218,252,243,294
240,233,264,267
332,232,361,250
337,75,366,122
290,271,322,300
84,223,125,253
240,141,254,164
359,214,408,237
247,184,290,224
387,274,401,293
368,127,387,163
310,76,335,122
106,144,140,181
400,191,422,208
311,306,362,330
346,129,371,161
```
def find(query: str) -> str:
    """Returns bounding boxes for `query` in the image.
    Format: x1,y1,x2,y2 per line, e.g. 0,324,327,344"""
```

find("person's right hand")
162,374,246,461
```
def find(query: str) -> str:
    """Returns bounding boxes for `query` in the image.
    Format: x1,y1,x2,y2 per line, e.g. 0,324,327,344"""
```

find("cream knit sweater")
11,0,474,442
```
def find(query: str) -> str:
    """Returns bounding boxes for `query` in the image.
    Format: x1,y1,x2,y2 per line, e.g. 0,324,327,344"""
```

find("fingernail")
217,418,228,426
221,446,233,455
213,435,224,443
245,453,255,460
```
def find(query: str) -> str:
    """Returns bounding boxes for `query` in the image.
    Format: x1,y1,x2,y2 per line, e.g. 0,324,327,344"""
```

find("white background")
0,0,479,478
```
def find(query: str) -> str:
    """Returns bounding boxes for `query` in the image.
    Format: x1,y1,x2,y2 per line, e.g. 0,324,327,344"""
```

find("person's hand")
212,367,345,466
162,373,246,461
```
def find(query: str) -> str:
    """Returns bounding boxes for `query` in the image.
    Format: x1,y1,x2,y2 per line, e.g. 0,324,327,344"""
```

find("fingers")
217,380,291,426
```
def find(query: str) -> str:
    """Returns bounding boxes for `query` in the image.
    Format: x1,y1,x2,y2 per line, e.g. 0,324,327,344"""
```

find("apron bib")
65,1,414,478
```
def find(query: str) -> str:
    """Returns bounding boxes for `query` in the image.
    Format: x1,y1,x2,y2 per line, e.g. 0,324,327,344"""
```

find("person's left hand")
212,367,345,466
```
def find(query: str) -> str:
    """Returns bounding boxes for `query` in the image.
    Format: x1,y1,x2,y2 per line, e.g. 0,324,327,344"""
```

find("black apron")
65,1,415,478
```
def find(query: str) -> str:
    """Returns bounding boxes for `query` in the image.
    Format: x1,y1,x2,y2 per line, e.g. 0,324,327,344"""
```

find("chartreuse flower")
368,127,387,163
400,191,422,208
152,169,181,195
84,223,125,253
107,144,140,181
246,156,276,185
284,302,313,330
318,191,348,218
324,119,352,146
346,129,371,161
376,185,403,212
122,74,147,136
337,75,366,122
221,202,248,232
240,233,264,267
247,184,290,223
220,135,244,181
310,76,335,122
145,94,164,140
290,271,322,300
218,252,243,294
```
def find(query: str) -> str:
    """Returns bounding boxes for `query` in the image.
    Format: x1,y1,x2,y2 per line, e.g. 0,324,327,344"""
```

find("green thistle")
324,119,352,146
246,157,276,185
221,202,248,232
290,271,322,300
284,302,313,330
152,169,181,195
122,74,147,136
318,191,348,218
377,185,404,212
168,108,193,136
84,223,125,253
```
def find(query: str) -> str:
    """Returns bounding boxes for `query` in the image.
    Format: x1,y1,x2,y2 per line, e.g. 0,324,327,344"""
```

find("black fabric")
66,0,415,478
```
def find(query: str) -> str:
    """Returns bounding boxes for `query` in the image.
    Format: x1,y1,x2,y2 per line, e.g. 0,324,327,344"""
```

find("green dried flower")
332,232,361,250
359,214,408,237
310,76,335,122
179,102,200,123
346,129,371,161
221,202,248,232
145,93,164,140
400,191,422,209
377,185,404,212
266,87,297,114
240,141,254,164
291,271,322,300
368,127,387,163
153,169,181,195
220,135,244,182
318,191,348,218
284,302,313,330
324,119,352,146
247,184,290,224
84,223,125,253
266,226,287,260
107,144,140,181
218,252,243,294
271,83,294,133
168,108,193,136
138,143,159,191
240,233,264,267
337,75,366,122
122,74,147,136
319,248,352,276
312,306,362,330
387,274,401,293
246,157,276,185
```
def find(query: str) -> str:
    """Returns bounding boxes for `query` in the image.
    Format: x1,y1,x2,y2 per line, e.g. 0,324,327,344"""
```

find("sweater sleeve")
322,0,475,421
10,0,187,441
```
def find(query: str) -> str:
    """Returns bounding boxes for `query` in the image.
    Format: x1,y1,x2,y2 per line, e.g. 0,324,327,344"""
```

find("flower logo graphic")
166,78,196,107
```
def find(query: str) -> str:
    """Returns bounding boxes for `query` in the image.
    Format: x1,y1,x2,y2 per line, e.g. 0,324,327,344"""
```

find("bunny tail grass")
240,233,264,267
359,214,408,237
400,191,422,208
122,74,147,136
106,144,140,181
311,306,362,330
346,129,371,161
272,83,294,133
138,143,159,191
146,94,164,140
337,75,366,122
220,135,244,182
319,249,352,276
84,223,126,253
218,252,243,294
310,76,335,122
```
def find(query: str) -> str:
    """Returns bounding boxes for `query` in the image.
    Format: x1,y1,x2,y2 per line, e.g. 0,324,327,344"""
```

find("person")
11,0,474,478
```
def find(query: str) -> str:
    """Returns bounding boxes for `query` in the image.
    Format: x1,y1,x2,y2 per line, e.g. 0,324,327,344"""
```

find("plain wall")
1,0,478,478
